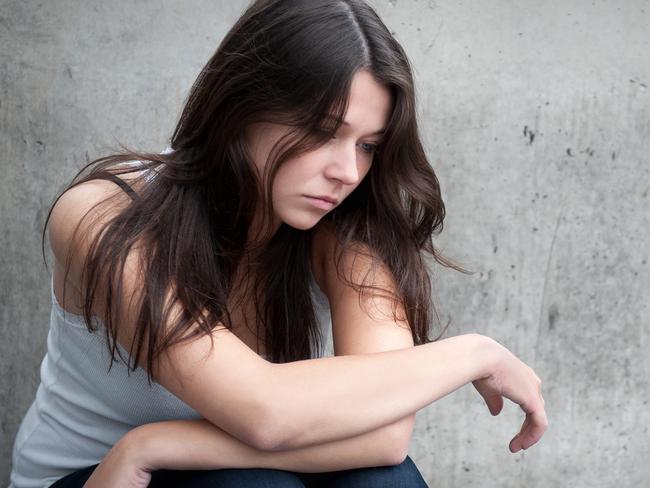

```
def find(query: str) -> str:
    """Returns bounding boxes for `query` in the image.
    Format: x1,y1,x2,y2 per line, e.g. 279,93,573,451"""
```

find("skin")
245,69,389,236
45,70,546,488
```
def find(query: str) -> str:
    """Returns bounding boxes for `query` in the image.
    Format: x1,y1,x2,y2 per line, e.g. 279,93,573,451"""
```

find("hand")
83,431,152,488
472,337,548,453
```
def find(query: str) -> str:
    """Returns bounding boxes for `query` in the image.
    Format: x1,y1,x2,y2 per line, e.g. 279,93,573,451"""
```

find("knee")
326,456,429,488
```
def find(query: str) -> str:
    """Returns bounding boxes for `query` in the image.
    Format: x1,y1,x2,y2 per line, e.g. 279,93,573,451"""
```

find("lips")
303,195,338,210
305,195,339,205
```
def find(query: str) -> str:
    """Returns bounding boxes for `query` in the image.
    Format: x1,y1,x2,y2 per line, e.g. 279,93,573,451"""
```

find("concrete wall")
1,0,648,486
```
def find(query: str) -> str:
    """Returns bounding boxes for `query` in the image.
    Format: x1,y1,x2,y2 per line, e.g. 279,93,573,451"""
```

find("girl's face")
245,70,391,232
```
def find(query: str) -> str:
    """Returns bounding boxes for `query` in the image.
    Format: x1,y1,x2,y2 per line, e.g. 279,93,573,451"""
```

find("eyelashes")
358,142,378,155
308,127,381,156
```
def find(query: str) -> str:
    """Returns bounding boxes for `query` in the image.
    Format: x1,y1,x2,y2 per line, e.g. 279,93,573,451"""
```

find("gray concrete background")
1,0,648,486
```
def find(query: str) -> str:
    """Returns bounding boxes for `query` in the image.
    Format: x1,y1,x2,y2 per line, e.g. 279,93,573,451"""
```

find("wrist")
465,333,501,379
116,424,159,472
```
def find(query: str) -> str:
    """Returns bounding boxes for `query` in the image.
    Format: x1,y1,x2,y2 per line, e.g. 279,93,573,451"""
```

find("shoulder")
47,179,143,313
49,178,131,263
310,223,413,357
310,220,394,301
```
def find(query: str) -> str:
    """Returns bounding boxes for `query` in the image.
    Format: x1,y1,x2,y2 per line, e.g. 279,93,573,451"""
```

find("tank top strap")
96,173,140,203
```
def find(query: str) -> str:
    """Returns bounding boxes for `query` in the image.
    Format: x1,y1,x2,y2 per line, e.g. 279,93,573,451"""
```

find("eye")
358,142,378,155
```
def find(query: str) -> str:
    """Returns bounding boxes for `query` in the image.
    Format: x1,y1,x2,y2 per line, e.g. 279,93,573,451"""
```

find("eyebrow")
340,119,386,137
324,115,385,137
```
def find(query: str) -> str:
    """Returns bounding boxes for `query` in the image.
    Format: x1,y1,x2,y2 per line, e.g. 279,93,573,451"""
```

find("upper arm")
311,223,416,455
48,179,276,450
311,222,414,356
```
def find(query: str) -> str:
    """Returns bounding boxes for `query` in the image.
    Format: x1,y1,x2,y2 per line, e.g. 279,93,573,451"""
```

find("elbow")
228,361,290,451
380,416,415,466
382,439,410,467
251,411,296,452
247,427,281,452
241,390,291,452
246,415,297,452
383,442,410,467
238,406,283,451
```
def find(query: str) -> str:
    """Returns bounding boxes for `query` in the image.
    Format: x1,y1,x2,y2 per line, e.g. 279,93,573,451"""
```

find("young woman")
9,1,547,487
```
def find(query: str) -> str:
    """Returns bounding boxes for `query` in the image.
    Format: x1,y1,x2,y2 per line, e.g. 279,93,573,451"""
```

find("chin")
281,213,323,231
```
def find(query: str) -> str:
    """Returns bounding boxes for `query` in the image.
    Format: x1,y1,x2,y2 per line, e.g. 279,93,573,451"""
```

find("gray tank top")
9,169,332,488
10,277,331,488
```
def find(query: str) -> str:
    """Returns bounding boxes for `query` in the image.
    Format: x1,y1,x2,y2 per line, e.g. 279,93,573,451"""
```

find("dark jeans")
50,455,428,487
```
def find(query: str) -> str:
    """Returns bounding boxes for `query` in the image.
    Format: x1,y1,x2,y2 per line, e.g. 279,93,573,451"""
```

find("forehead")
343,70,392,133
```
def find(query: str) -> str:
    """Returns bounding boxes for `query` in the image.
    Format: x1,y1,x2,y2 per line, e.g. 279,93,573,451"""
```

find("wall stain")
523,125,535,145
548,304,559,330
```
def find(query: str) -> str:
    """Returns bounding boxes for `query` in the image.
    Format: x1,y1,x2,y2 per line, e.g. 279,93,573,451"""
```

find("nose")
323,139,360,186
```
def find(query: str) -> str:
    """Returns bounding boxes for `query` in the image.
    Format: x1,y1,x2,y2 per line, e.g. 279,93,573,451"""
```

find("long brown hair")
43,0,460,378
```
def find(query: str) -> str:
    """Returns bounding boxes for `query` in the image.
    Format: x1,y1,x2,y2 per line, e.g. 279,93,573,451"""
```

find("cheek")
270,162,302,197
275,157,314,183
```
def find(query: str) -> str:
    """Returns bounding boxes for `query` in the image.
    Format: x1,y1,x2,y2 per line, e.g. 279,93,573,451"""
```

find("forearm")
126,415,415,473
264,333,491,450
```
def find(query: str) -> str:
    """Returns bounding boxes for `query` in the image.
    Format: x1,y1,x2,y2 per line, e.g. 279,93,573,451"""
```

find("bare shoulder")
49,179,131,264
48,176,138,309
310,223,413,357
310,220,396,299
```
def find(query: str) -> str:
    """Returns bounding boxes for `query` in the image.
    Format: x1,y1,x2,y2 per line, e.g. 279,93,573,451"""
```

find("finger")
509,408,548,452
472,380,504,416
486,394,504,416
